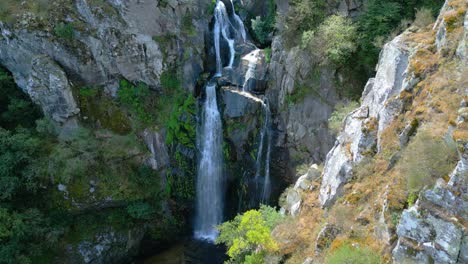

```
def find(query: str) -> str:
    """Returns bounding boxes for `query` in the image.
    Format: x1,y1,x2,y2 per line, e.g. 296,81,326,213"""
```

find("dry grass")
272,2,465,263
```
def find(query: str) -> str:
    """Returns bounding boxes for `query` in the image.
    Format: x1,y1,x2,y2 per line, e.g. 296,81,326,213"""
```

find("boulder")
315,224,341,253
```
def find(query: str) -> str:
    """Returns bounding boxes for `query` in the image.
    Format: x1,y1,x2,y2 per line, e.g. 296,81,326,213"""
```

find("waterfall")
242,49,260,92
213,0,247,76
261,100,272,203
253,100,272,205
229,0,247,41
194,83,224,241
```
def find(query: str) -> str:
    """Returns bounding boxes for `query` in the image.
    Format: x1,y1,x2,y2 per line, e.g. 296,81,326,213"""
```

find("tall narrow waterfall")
253,100,272,204
261,101,272,203
195,0,247,242
194,83,224,241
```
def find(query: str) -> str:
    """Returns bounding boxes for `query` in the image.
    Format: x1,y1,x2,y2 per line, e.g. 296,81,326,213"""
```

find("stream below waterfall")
143,239,227,264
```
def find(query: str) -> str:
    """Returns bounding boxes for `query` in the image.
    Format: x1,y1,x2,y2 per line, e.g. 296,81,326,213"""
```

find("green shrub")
182,13,196,36
355,0,444,73
302,15,357,65
0,67,42,129
413,7,435,28
251,0,276,46
264,48,272,63
407,192,418,206
328,101,359,134
0,128,42,200
216,206,283,263
325,243,380,264
399,128,458,192
126,202,156,220
282,0,328,47
54,23,74,40
207,0,216,14
118,80,153,124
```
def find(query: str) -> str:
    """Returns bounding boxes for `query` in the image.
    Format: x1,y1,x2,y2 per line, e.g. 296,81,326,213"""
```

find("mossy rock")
77,87,132,134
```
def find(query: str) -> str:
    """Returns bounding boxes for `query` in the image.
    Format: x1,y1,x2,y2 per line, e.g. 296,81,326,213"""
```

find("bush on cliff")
399,127,458,192
216,205,283,263
302,15,357,65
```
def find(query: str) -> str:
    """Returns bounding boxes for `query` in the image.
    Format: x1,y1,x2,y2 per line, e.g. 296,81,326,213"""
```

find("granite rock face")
26,56,80,123
392,97,468,263
0,0,211,123
319,34,410,207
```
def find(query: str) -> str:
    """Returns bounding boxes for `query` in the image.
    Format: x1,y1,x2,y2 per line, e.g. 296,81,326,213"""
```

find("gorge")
0,0,466,263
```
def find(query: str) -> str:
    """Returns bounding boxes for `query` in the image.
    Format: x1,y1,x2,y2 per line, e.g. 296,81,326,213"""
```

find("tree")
216,206,283,263
0,128,43,201
302,15,357,65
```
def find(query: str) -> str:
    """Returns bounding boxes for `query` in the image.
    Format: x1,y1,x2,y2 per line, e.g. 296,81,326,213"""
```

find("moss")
182,13,196,36
77,87,132,134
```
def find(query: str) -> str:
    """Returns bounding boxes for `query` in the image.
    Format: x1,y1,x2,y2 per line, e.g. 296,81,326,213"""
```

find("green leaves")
251,0,276,46
0,67,42,129
216,206,284,263
54,22,74,40
126,202,156,220
118,80,153,125
0,128,41,200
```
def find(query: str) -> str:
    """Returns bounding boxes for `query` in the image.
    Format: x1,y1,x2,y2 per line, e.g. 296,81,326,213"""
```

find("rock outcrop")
0,0,211,123
281,164,321,216
319,34,410,207
392,99,468,264
27,56,80,123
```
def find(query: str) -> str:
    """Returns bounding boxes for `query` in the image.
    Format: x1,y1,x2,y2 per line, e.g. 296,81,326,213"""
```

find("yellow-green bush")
398,127,457,192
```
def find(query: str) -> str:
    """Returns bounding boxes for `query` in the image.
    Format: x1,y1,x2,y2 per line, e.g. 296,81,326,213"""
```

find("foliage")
182,13,196,36
355,0,444,73
54,22,74,40
0,0,50,24
78,86,132,134
0,68,42,129
285,85,309,105
126,201,156,220
118,80,154,125
325,243,380,264
264,48,272,64
216,206,283,263
0,128,43,201
399,128,458,192
282,0,328,47
251,0,276,46
0,208,56,264
302,15,357,65
207,0,217,14
407,192,418,206
413,7,435,28
328,101,359,134
165,95,196,146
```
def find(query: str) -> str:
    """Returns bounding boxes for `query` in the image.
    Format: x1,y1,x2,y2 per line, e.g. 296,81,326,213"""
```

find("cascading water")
229,0,247,41
253,100,272,205
194,83,224,241
195,0,247,242
242,49,261,92
261,101,272,203
213,0,246,76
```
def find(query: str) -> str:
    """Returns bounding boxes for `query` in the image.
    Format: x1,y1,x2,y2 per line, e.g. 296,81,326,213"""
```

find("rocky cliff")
272,0,467,263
